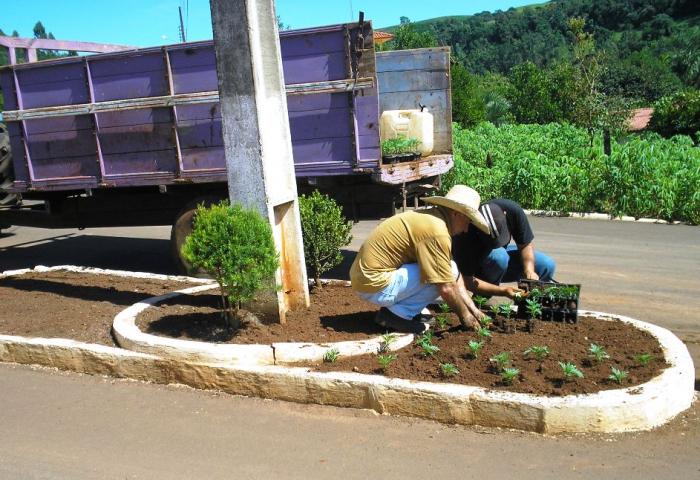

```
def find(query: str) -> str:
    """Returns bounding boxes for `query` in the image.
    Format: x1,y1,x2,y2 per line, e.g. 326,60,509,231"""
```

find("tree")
380,21,438,51
567,17,630,138
33,21,47,39
181,201,279,329
451,62,486,127
507,61,563,124
649,89,700,139
299,191,352,289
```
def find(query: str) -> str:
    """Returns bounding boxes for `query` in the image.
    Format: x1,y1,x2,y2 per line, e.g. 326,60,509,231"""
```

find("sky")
1,0,540,48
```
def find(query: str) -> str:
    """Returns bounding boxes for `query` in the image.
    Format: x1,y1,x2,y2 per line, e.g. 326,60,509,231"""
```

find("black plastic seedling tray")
514,280,581,323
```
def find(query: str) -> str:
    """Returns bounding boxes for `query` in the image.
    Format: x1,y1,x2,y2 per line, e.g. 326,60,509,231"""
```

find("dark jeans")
478,244,556,285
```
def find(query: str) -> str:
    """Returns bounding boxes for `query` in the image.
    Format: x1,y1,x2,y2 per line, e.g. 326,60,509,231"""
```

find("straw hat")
422,185,491,234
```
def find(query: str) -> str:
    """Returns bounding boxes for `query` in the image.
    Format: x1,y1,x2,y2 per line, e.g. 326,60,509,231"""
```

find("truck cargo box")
0,22,452,195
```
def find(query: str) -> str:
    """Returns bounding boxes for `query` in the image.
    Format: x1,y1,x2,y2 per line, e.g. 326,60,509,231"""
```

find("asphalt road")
0,217,698,479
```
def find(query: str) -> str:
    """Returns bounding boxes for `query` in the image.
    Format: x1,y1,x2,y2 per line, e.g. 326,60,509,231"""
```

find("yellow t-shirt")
350,208,454,293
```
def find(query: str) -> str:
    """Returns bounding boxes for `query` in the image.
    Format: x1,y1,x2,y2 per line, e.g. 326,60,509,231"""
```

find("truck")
0,21,453,273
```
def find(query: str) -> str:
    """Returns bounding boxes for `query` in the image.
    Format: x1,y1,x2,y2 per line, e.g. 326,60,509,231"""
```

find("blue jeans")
478,244,556,285
357,261,459,320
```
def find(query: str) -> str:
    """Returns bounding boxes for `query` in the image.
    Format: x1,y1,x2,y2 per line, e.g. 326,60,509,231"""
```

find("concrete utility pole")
209,0,309,322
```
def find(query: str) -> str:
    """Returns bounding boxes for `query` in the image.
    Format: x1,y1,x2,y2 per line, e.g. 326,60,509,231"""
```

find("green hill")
381,0,700,98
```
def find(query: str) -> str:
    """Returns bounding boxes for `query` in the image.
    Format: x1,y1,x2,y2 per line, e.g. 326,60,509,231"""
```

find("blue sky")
2,1,540,48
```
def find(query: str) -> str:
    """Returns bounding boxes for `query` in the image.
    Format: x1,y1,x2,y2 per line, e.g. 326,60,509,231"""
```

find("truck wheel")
0,124,17,206
170,196,221,277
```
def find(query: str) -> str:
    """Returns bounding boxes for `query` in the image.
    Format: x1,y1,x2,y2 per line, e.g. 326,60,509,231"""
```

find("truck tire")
0,124,17,206
170,196,222,277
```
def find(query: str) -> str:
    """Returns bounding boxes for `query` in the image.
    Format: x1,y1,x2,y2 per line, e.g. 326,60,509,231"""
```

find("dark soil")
0,271,196,346
137,285,386,344
0,271,668,396
311,313,667,396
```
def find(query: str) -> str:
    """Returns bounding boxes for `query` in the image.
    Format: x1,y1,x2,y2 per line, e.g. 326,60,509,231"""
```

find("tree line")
379,0,700,140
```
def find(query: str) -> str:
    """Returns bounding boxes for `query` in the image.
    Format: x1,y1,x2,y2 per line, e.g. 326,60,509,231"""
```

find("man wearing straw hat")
350,185,491,333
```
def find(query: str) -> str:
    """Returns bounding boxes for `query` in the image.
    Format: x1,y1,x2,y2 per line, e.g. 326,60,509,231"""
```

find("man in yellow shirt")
350,185,490,333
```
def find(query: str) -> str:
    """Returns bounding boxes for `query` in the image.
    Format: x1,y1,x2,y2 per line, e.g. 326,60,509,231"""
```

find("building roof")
628,108,654,132
373,31,394,44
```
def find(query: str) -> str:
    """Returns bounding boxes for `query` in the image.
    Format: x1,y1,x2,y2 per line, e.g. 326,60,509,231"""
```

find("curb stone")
112,280,413,365
524,209,687,225
0,266,696,433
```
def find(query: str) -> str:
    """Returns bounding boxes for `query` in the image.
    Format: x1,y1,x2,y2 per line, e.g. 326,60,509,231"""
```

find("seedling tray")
382,152,421,164
514,280,581,323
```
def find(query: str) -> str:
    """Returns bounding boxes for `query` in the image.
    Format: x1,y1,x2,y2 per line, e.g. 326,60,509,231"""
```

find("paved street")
0,216,698,479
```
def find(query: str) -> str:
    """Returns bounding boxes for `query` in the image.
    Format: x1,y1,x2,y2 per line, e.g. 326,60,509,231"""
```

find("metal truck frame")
0,21,453,272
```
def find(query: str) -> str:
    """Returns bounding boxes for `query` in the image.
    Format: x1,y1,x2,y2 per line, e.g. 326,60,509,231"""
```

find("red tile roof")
373,31,394,40
628,108,654,131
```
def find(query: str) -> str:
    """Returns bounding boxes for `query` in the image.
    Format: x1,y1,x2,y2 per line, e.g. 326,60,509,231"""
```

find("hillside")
382,0,700,85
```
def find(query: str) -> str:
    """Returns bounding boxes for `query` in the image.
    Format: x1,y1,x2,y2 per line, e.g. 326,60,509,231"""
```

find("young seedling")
476,326,492,340
420,342,440,357
414,330,439,356
472,295,489,310
416,330,435,345
589,343,610,362
479,316,493,328
435,313,450,329
489,351,512,371
323,348,340,363
438,303,450,313
635,353,654,366
466,340,485,359
440,362,460,377
608,366,629,385
523,345,550,362
377,333,397,354
377,354,398,372
498,303,513,320
489,304,501,318
528,288,543,301
558,361,584,380
525,299,542,319
501,367,520,385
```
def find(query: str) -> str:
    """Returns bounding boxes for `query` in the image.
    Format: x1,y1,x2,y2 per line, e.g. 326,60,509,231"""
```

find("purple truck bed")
1,23,385,192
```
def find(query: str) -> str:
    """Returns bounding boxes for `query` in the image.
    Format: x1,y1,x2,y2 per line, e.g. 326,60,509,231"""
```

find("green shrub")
299,191,353,288
649,89,700,139
181,201,278,328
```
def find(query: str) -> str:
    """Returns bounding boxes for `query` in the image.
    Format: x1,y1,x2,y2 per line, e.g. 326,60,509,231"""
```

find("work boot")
374,307,428,334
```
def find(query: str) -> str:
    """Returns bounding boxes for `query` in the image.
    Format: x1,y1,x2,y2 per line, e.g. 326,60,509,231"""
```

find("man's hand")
502,285,525,299
458,314,481,331
524,269,539,280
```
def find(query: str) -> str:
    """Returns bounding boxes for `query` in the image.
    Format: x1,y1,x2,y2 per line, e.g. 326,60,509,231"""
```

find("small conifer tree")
181,201,278,328
299,191,353,289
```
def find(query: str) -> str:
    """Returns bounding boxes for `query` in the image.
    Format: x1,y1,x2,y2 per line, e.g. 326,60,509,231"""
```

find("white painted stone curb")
113,281,413,365
524,209,687,225
0,266,695,433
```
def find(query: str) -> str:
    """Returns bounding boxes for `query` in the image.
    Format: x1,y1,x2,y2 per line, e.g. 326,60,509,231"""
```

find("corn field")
445,122,700,224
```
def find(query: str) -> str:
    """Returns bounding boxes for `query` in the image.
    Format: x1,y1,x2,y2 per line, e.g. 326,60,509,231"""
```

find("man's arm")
437,281,482,330
463,275,523,299
519,242,539,280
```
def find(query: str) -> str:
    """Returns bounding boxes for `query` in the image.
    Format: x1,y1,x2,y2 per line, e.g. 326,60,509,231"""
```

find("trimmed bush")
299,191,353,288
181,201,278,327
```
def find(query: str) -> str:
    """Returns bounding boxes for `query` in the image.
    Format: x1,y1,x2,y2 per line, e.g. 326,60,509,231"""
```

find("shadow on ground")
0,235,175,274
146,312,235,342
323,249,357,281
0,277,170,306
319,311,385,335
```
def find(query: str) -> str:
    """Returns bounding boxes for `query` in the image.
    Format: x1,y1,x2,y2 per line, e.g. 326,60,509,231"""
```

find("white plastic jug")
380,108,434,157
